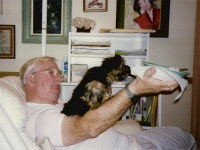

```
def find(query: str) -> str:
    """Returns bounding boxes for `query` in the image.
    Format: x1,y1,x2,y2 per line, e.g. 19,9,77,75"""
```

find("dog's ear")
114,54,122,59
102,54,124,70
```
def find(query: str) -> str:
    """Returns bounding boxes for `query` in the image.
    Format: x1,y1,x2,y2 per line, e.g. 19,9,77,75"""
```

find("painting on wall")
33,0,62,34
0,25,15,59
22,0,72,44
83,0,108,12
116,0,170,37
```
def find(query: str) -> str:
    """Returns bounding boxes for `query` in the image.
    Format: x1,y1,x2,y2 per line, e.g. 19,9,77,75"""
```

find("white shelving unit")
67,32,149,82
60,32,152,120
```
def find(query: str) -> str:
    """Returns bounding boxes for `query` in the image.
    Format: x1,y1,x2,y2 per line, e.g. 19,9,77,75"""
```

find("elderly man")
19,56,196,150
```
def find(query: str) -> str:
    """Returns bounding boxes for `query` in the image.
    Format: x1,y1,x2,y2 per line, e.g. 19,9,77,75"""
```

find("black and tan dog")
61,54,133,116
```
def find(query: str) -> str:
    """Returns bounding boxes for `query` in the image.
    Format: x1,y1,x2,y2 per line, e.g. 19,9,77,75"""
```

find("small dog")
61,54,133,116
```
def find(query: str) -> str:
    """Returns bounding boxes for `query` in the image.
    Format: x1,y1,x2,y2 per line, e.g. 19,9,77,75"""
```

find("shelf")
70,53,115,58
69,32,150,38
121,55,147,59
70,54,146,59
61,82,79,86
61,82,128,88
99,28,156,34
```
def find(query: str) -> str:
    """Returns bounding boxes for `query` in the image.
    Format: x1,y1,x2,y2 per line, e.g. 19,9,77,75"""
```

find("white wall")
0,0,196,132
151,0,196,132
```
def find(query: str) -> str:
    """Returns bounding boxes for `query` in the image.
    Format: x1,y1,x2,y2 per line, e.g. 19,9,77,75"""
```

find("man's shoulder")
26,102,62,114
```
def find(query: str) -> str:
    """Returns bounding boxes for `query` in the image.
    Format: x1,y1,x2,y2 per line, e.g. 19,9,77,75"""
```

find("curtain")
191,0,200,148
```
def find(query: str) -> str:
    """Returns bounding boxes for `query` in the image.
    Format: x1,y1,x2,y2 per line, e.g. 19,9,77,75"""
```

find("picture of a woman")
118,0,169,37
133,0,161,29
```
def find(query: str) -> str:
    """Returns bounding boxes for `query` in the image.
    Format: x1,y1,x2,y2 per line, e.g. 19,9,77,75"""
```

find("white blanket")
134,127,197,150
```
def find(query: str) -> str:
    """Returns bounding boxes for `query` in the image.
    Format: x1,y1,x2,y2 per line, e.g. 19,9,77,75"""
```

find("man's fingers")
160,81,179,91
143,67,156,79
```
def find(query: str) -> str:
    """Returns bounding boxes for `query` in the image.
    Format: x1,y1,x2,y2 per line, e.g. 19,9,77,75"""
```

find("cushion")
0,104,29,149
0,76,26,132
0,76,41,150
0,76,142,150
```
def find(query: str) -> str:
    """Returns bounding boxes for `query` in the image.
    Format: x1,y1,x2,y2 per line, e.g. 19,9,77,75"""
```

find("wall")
0,0,196,132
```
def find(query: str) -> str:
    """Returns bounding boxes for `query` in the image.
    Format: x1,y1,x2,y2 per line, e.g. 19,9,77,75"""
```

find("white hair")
19,56,56,85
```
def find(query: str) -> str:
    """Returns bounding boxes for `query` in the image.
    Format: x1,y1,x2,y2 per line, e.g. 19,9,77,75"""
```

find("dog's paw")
61,99,91,116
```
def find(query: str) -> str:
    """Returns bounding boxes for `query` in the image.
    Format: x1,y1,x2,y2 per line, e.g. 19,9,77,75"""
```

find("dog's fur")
61,54,133,116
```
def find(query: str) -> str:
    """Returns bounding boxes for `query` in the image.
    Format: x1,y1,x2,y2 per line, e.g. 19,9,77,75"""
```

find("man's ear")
26,74,35,87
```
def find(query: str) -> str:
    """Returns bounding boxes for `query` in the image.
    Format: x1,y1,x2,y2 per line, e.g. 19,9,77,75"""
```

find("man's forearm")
81,87,133,136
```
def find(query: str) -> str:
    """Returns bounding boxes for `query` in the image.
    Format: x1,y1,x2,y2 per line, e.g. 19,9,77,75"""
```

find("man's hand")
129,67,179,95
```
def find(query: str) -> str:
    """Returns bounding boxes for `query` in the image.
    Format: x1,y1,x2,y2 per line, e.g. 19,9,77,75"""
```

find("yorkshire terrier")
61,54,134,116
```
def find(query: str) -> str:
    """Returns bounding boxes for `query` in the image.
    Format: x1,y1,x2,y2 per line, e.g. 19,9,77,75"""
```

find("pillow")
0,104,29,149
0,76,41,150
0,76,26,132
113,119,143,135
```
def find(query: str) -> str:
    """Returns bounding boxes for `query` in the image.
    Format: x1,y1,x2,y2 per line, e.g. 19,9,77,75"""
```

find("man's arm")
61,67,178,145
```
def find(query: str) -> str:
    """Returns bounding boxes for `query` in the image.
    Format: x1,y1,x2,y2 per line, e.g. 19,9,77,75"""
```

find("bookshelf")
132,96,158,127
60,32,159,127
66,32,149,82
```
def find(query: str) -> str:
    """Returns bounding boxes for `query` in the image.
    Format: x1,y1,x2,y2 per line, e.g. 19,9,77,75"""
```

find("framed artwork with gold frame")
0,25,15,59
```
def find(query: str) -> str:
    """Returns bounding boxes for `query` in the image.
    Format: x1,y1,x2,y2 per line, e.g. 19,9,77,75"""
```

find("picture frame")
0,0,3,15
83,0,108,12
0,25,15,59
116,0,170,38
22,0,72,44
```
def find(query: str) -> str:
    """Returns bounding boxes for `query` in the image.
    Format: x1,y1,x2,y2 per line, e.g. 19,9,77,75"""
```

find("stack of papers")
115,49,147,56
72,46,110,54
71,40,111,55
72,40,111,47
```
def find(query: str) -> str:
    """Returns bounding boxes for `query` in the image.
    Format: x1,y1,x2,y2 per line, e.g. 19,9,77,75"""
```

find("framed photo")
83,0,108,12
22,0,72,44
0,25,15,59
116,0,170,38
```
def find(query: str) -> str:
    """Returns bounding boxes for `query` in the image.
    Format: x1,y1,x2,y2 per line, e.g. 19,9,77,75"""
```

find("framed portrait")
83,0,108,12
0,25,15,59
116,0,170,38
22,0,72,44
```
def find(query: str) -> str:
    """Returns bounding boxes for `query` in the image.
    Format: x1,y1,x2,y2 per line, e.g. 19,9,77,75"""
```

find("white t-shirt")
25,99,196,150
25,99,142,150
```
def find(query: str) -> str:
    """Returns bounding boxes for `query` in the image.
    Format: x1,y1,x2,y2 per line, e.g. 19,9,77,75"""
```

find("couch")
0,76,144,150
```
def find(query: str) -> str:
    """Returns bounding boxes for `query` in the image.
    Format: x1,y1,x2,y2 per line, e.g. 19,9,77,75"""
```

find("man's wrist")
124,84,140,104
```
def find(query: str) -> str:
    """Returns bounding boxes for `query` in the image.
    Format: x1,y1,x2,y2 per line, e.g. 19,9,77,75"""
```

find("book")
115,49,147,56
71,64,88,82
71,46,111,54
132,96,158,127
72,40,111,47
150,96,158,127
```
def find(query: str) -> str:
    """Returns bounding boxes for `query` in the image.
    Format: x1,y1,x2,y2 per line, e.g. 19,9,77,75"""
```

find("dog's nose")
123,65,131,73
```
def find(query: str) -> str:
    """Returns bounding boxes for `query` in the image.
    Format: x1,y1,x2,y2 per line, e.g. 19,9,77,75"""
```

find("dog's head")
101,54,131,83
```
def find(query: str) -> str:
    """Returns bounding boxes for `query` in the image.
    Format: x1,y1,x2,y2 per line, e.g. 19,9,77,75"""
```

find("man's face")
33,61,62,104
138,0,151,10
